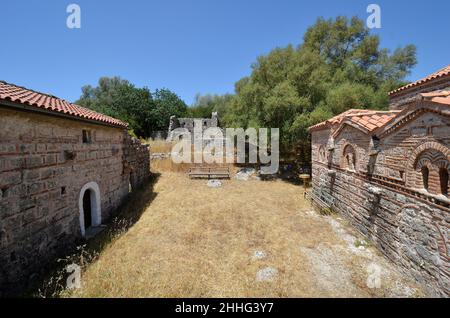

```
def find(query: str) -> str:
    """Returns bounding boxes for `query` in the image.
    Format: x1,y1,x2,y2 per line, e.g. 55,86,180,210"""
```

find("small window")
82,130,92,144
421,166,429,191
61,187,67,195
0,188,6,198
439,168,449,196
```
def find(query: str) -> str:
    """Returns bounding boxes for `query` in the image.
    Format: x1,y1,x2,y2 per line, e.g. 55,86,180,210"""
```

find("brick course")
310,108,450,297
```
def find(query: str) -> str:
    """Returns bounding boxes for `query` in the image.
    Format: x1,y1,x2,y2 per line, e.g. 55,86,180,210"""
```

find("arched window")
421,166,429,191
440,168,449,196
318,146,326,163
341,144,357,171
412,146,449,195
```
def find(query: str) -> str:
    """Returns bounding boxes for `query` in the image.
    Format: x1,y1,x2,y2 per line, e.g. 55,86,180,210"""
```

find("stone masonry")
309,66,450,297
0,83,150,296
167,112,219,142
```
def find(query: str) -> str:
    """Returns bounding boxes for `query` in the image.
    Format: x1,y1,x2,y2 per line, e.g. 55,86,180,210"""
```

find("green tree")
227,16,417,152
187,93,234,121
152,89,188,131
76,77,187,137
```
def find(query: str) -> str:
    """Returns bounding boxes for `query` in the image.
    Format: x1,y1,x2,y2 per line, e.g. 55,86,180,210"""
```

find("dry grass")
147,139,236,174
59,168,423,298
144,138,174,154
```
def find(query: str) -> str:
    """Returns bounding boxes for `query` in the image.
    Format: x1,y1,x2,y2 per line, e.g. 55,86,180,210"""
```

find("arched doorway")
79,182,102,237
83,190,93,229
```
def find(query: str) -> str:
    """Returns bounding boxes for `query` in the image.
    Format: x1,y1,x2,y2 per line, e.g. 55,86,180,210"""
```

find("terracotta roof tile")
427,96,450,106
308,109,368,131
309,109,400,134
0,81,127,128
389,65,450,95
420,91,450,98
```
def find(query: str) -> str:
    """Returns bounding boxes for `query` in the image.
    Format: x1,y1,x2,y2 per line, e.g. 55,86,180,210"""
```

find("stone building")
0,81,150,296
309,65,450,296
167,112,220,141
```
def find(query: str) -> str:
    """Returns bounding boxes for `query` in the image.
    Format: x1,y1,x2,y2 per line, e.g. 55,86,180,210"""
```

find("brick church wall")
311,112,450,297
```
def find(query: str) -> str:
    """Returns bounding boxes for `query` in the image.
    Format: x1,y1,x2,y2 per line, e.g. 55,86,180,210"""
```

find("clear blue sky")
0,0,449,105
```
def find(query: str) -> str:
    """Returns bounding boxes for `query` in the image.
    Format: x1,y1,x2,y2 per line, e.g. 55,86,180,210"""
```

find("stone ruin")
167,112,220,142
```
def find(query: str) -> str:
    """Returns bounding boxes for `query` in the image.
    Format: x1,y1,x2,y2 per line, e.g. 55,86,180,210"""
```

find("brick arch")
341,143,357,171
406,141,450,192
407,141,450,171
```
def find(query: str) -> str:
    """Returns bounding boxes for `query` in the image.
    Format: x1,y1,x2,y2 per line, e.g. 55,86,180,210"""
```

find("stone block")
0,171,22,187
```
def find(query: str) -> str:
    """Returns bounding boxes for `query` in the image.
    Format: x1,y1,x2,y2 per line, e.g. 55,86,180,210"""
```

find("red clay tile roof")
309,109,400,134
389,65,450,96
308,109,365,131
420,91,450,98
424,96,450,106
0,81,128,128
345,110,400,132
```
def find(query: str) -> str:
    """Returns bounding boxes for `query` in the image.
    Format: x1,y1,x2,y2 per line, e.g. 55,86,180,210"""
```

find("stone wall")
311,111,450,297
167,112,219,141
0,107,150,296
123,134,151,191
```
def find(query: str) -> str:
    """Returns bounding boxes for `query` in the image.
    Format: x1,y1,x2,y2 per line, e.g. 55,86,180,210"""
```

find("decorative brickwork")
310,68,450,296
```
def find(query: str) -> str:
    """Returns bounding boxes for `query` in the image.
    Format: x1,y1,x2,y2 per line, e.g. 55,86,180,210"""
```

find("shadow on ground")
26,172,160,298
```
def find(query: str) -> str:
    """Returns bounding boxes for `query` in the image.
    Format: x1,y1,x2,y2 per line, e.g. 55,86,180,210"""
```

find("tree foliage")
187,93,234,119
223,16,416,149
76,16,417,151
76,77,187,137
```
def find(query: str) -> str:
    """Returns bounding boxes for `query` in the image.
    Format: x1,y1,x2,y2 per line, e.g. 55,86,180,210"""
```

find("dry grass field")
56,161,424,298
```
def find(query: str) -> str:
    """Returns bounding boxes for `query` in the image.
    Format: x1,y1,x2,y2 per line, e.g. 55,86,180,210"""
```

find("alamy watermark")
366,4,381,29
366,263,382,289
66,263,82,289
66,4,81,29
170,120,279,174
65,4,380,30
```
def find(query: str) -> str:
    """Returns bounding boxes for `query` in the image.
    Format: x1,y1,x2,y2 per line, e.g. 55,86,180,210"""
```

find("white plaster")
79,181,102,237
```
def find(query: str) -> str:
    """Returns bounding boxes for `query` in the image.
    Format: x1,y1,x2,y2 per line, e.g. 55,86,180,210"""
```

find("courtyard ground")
61,169,424,298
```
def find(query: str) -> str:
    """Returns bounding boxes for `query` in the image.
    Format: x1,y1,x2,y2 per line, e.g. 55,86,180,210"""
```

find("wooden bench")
188,166,230,179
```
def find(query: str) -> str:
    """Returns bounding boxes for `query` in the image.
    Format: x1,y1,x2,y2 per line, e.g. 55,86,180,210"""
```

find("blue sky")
0,0,449,105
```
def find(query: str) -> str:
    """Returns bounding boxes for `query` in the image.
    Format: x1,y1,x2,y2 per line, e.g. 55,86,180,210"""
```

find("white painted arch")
78,181,102,237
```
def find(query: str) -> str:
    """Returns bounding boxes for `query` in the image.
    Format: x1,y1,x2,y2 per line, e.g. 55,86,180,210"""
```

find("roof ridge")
0,80,65,101
0,80,127,128
389,64,450,95
346,110,400,115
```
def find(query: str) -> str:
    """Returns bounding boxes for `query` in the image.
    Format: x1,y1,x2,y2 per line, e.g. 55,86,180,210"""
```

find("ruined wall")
167,112,219,141
390,77,450,110
311,112,450,297
123,134,151,191
0,107,150,296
